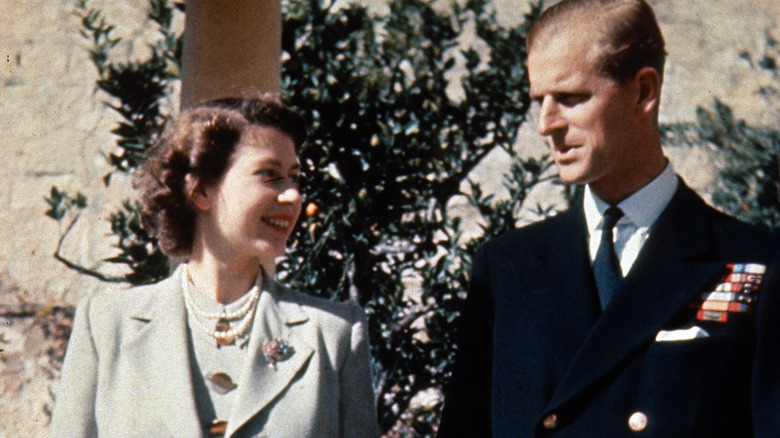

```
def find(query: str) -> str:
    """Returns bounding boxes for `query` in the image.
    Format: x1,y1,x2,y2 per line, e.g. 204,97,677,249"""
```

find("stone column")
180,0,281,109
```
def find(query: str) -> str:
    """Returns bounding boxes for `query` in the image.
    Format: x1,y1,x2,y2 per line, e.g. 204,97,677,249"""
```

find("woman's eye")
256,169,280,180
256,169,302,186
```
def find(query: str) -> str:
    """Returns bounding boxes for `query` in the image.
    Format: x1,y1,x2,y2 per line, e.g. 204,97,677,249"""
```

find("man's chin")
556,168,588,185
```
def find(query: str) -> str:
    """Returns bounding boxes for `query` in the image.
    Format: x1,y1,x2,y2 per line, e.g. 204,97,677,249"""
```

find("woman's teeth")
263,217,290,229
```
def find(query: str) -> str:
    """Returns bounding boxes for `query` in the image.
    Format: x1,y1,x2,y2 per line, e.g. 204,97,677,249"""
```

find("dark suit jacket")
439,181,780,437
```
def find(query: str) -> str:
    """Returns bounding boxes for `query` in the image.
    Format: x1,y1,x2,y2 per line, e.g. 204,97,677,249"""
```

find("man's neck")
589,152,667,205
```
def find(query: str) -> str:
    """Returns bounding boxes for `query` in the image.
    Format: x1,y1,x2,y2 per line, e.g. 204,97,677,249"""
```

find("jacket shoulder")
480,209,578,256
712,210,779,242
75,276,177,336
273,284,370,372
274,283,367,328
697,201,780,259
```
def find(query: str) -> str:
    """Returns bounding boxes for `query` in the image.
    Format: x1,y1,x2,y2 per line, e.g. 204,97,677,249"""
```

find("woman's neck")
185,252,261,305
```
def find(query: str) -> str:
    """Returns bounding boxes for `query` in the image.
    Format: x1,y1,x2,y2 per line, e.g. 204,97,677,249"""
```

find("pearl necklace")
182,264,262,346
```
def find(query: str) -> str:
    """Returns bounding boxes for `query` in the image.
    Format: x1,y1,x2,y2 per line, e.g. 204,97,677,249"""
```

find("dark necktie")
594,206,624,309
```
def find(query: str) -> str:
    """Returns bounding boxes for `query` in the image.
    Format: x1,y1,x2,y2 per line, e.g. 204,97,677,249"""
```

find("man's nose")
536,97,565,136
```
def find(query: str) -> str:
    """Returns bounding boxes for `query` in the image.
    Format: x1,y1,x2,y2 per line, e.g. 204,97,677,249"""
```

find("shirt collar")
584,161,678,235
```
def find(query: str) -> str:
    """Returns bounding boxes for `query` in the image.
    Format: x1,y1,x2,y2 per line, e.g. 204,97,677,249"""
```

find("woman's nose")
278,185,302,204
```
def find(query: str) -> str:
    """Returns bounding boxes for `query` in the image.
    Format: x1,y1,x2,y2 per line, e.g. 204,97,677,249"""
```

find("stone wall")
0,0,777,436
1,2,173,435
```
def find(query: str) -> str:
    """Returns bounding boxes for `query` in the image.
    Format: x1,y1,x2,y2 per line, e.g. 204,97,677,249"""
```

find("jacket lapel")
519,206,602,365
122,271,202,437
225,280,315,437
544,182,723,412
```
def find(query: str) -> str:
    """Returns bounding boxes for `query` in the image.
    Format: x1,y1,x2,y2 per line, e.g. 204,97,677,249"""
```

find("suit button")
542,413,558,430
628,412,648,432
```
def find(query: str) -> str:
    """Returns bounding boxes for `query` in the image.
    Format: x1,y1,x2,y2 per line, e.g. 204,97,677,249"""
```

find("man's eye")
557,93,588,106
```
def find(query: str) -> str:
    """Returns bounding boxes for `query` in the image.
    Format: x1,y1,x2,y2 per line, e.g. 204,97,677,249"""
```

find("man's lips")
552,144,579,161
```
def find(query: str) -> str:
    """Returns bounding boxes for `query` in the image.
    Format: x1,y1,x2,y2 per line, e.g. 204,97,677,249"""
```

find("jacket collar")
503,205,602,374
123,272,203,437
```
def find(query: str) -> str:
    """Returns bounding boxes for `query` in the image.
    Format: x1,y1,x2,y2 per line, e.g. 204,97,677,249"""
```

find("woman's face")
196,125,302,267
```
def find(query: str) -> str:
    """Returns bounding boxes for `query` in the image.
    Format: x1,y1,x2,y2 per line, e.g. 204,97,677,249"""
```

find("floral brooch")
262,338,294,368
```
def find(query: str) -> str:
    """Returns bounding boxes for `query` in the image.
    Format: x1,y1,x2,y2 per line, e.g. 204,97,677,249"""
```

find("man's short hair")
527,0,666,83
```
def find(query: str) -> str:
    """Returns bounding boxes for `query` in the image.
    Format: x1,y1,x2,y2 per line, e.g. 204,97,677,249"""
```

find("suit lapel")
544,183,723,412
519,206,602,365
225,280,315,437
122,271,202,437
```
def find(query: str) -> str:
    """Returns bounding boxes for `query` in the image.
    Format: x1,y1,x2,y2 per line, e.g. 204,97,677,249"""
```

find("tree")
280,1,553,434
47,0,554,435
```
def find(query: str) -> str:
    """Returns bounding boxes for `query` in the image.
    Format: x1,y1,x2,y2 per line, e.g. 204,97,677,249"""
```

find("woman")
50,96,381,438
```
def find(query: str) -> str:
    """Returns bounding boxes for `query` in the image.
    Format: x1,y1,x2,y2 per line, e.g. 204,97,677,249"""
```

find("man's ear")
187,175,211,212
633,67,661,117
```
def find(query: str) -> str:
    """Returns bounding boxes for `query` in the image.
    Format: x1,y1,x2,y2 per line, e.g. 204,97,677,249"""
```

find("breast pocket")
649,335,724,357
632,335,754,435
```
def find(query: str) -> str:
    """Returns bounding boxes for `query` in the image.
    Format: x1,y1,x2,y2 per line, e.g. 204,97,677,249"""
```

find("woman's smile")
262,214,296,234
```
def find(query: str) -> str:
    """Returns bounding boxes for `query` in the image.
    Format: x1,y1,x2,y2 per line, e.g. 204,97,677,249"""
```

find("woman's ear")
633,67,661,117
186,175,211,212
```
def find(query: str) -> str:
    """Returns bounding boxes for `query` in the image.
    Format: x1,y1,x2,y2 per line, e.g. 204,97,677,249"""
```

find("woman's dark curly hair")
135,96,307,258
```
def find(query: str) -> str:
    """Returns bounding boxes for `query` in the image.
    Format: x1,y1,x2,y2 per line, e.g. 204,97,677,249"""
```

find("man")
438,0,780,436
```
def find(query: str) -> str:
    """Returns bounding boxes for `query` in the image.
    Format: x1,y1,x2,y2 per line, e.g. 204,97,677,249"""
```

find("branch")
430,146,492,208
54,214,126,283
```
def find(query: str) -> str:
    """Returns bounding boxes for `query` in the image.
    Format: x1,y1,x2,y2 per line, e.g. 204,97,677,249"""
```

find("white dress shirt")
584,162,678,276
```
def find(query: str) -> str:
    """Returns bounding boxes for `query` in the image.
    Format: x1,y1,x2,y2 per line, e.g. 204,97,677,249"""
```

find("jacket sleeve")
339,304,381,438
437,245,493,437
752,251,780,437
49,295,99,438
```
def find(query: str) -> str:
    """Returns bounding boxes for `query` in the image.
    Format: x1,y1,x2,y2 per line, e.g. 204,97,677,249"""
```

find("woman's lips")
262,215,295,233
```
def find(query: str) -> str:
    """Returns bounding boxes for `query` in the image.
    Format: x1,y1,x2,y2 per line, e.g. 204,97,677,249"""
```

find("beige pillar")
180,0,281,109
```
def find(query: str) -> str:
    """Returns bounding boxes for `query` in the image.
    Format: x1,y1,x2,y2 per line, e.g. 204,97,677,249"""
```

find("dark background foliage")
45,0,778,435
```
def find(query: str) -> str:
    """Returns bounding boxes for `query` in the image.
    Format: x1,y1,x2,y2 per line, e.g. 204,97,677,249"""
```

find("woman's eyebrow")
253,158,301,171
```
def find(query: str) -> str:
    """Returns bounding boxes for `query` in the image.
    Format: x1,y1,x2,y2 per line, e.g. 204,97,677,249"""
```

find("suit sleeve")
752,250,780,437
49,295,99,438
339,304,381,438
437,245,493,437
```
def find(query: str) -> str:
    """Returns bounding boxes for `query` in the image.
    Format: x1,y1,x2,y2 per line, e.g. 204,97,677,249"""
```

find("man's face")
527,31,639,195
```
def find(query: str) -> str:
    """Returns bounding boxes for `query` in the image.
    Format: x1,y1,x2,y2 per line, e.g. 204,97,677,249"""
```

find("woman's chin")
255,248,285,270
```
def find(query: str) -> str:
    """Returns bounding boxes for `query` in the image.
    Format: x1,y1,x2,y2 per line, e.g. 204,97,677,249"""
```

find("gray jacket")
50,268,380,438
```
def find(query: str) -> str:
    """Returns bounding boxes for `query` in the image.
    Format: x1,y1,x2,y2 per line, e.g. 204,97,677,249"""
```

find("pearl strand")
181,264,262,344
183,265,261,320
